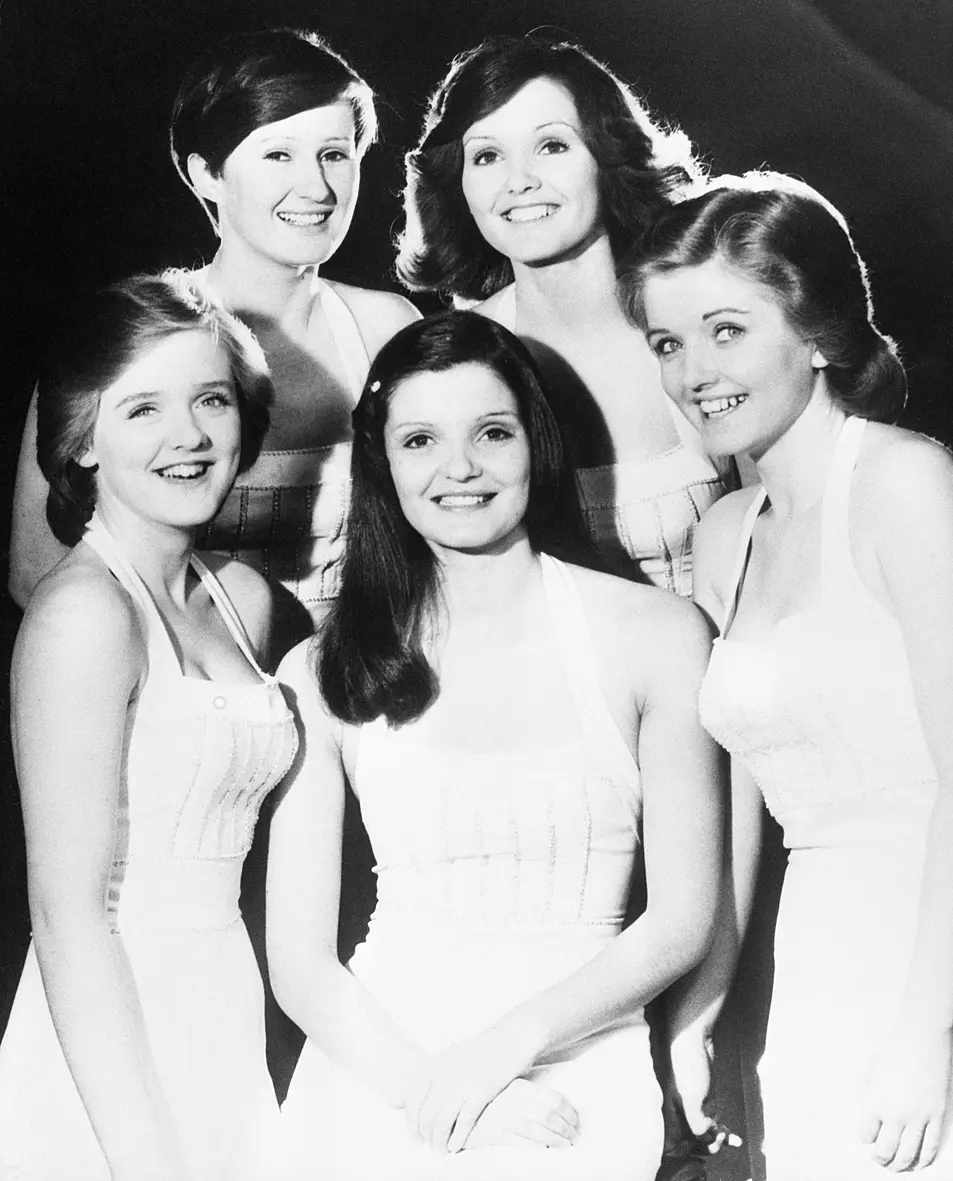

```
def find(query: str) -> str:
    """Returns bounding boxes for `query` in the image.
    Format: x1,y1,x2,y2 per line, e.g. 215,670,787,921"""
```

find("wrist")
493,1007,550,1065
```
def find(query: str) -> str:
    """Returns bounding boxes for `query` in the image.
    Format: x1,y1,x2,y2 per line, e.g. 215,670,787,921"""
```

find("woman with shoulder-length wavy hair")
397,35,734,598
624,172,953,1180
267,310,722,1179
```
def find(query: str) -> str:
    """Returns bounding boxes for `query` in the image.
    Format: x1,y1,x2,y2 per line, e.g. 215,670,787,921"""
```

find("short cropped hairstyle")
397,35,702,302
37,271,272,546
622,172,906,423
171,28,376,226
319,309,587,726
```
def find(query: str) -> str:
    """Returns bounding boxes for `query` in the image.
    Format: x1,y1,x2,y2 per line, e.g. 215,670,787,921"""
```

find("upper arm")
12,573,142,925
9,385,69,608
635,601,723,928
864,435,953,788
267,642,349,973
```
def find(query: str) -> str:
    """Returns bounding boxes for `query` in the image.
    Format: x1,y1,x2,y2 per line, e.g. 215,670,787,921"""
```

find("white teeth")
503,205,556,223
435,494,490,507
277,211,331,226
159,463,209,480
699,394,748,417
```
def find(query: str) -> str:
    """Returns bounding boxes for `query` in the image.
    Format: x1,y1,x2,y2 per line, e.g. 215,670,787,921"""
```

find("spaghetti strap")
311,276,371,400
539,554,641,815
820,416,867,596
719,489,768,637
191,556,276,685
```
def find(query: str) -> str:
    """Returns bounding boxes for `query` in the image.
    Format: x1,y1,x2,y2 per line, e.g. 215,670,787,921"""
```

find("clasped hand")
858,1022,953,1172
402,1022,578,1154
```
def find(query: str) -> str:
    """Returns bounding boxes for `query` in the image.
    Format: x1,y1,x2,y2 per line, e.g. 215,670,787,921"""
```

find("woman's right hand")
669,1028,715,1139
464,1078,579,1151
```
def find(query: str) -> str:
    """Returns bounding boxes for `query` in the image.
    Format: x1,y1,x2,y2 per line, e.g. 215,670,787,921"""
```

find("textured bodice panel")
83,521,298,931
350,555,642,936
700,601,936,850
577,446,729,596
699,417,937,851
197,442,351,608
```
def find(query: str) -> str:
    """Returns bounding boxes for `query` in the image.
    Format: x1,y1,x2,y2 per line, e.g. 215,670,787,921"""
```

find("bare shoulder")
15,548,145,682
471,286,512,325
563,561,711,665
853,422,953,535
328,281,421,357
196,552,272,652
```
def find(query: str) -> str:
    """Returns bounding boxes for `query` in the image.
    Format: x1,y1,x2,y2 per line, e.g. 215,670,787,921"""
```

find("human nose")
441,439,481,481
168,407,209,450
504,152,541,195
681,342,719,393
294,156,333,201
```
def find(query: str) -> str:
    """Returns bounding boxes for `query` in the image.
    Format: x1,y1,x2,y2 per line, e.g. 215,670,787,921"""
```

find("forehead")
239,102,357,147
464,76,580,139
100,329,231,403
387,362,519,421
644,257,784,322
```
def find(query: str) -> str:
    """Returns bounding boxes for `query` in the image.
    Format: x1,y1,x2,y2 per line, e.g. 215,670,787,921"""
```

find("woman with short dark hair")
11,27,419,656
0,273,297,1181
398,35,731,597
627,173,953,1179
267,310,722,1179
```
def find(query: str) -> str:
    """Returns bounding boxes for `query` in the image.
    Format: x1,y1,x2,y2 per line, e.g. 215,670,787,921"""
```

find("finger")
530,1087,580,1131
889,1121,926,1173
685,1107,716,1139
403,1079,429,1143
857,1111,883,1146
870,1120,903,1168
917,1117,943,1170
523,1118,575,1149
538,1106,579,1145
447,1100,486,1155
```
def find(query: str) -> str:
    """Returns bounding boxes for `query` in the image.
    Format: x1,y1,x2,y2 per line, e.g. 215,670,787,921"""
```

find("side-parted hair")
37,271,272,546
319,309,587,726
170,27,376,229
622,172,906,422
397,35,702,302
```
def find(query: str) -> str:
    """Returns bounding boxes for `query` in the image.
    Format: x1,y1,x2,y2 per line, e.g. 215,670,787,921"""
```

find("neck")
434,532,540,622
754,385,847,516
511,233,626,331
206,240,319,328
91,503,197,608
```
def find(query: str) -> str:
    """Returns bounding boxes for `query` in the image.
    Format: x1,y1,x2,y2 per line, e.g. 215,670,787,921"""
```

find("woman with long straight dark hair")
267,310,723,1179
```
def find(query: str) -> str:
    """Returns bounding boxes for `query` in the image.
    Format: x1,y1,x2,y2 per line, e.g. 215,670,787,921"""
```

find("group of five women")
1,24,951,1181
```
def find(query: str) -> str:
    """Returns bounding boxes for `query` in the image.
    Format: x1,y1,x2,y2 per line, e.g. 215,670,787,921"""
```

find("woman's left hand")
402,1020,543,1154
858,1022,953,1171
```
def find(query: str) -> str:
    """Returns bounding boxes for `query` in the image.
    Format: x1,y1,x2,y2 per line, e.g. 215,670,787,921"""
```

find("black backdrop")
1,0,951,1169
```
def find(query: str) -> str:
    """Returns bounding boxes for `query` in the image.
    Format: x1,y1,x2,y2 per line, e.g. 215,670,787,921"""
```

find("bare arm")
12,567,195,1180
856,435,953,1171
403,597,724,1153
266,642,425,1108
9,385,68,608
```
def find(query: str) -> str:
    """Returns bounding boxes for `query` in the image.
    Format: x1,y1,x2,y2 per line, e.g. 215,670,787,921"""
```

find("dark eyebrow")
702,306,751,319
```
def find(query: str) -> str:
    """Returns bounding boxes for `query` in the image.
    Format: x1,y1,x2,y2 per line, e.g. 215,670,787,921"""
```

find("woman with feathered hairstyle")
268,310,722,1179
396,35,733,599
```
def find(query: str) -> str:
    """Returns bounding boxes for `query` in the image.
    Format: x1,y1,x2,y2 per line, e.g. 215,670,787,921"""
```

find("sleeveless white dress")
700,417,952,1180
0,517,298,1181
195,272,371,651
278,555,663,1180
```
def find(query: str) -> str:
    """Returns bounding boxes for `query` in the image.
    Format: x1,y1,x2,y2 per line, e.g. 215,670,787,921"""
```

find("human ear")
186,154,222,203
75,449,98,470
811,348,829,370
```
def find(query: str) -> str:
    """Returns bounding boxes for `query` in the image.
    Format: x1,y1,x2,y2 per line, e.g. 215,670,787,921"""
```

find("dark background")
1,0,950,1173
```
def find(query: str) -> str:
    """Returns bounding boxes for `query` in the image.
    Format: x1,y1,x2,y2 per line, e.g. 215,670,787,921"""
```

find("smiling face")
383,362,532,558
82,329,243,533
643,257,825,461
192,102,361,270
460,76,605,268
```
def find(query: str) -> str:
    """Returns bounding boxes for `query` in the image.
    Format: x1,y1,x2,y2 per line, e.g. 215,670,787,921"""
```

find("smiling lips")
277,209,333,227
432,493,495,508
502,203,558,223
699,394,749,419
155,461,214,481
